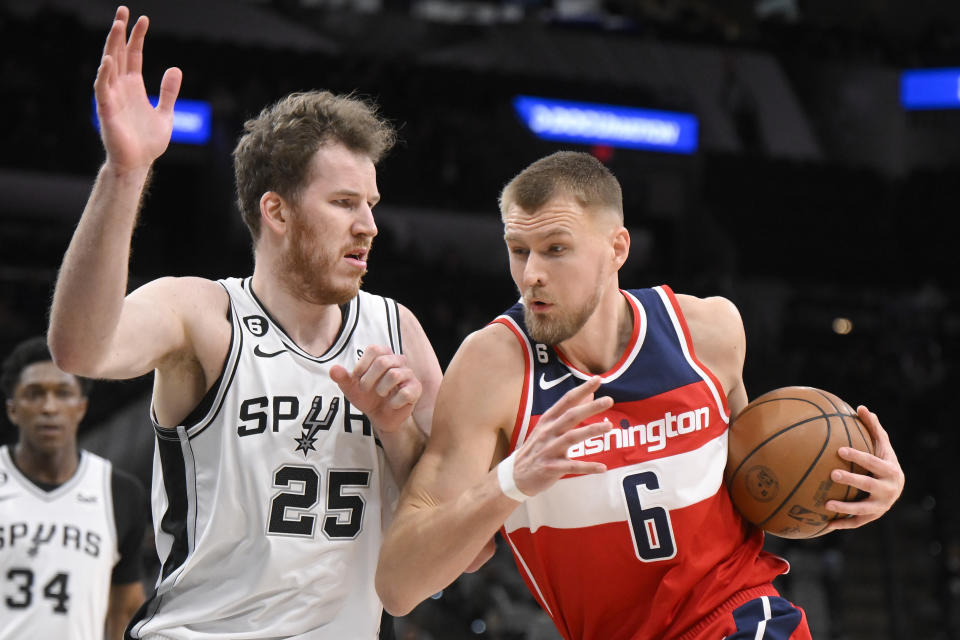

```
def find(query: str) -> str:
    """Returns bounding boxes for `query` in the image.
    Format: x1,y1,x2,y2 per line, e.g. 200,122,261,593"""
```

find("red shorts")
677,585,812,640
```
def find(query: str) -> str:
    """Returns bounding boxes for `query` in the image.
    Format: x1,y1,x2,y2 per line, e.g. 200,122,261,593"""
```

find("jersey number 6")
622,471,677,562
267,466,371,540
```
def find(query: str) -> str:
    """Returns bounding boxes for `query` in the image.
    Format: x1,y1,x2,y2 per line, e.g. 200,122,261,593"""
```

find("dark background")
0,1,956,638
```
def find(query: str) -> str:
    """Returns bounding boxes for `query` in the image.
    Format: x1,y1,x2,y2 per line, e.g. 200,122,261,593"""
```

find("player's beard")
523,284,602,346
280,212,367,306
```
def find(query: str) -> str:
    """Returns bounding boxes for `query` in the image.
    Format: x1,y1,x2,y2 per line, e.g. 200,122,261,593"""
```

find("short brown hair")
233,91,396,241
499,151,623,224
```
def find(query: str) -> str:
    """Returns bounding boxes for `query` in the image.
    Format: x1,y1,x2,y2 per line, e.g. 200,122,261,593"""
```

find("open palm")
94,6,182,172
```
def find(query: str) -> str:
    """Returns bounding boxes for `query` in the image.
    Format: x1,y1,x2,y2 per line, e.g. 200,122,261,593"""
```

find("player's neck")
250,268,345,357
13,441,80,486
557,287,633,375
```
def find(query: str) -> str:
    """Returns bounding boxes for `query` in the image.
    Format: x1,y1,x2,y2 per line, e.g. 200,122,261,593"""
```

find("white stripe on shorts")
753,595,773,640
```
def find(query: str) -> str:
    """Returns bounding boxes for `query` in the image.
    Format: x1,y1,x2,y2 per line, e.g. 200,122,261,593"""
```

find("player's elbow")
379,593,416,618
47,330,103,378
375,566,418,617
47,331,84,373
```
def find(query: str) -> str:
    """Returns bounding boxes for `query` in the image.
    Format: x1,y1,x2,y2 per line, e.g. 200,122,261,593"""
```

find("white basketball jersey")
0,447,119,640
130,277,402,639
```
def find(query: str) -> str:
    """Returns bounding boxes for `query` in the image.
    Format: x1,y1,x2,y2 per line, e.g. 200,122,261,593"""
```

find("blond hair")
499,151,623,223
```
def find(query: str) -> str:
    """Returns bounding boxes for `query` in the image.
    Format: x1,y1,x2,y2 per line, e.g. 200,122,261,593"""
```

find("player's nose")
521,253,547,288
39,390,61,413
353,203,377,238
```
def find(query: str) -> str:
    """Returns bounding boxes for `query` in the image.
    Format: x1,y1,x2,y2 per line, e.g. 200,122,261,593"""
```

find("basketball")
725,386,874,539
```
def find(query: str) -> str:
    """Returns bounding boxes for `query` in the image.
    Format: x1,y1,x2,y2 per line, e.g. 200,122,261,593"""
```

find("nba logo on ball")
746,466,778,502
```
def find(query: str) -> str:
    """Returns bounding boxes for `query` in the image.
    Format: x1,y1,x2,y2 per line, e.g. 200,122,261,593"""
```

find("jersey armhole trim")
490,316,533,452
151,285,242,438
384,297,402,354
101,456,119,563
657,285,731,420
185,292,243,439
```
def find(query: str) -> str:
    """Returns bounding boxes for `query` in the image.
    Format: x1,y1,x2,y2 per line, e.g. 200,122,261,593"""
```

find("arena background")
0,1,956,638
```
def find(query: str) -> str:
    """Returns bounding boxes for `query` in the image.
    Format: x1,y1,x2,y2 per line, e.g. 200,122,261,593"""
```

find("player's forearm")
376,417,426,488
376,469,519,615
105,581,145,640
105,613,126,640
48,163,150,375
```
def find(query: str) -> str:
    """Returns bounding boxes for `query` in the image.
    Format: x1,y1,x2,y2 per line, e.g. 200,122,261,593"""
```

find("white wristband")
497,451,530,502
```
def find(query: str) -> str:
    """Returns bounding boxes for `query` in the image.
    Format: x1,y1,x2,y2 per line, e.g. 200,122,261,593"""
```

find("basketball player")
377,152,906,638
47,6,441,639
1,336,146,640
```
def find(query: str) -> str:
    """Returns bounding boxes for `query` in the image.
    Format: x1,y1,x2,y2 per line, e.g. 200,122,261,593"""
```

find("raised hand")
94,6,182,172
330,345,422,435
509,376,615,498
824,405,905,531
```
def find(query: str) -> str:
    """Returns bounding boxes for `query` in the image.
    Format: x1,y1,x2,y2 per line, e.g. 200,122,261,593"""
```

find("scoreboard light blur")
92,96,212,145
513,95,698,154
901,68,960,110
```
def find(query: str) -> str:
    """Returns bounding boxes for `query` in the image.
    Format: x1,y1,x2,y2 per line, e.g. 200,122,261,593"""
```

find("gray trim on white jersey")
0,448,119,640
131,279,402,640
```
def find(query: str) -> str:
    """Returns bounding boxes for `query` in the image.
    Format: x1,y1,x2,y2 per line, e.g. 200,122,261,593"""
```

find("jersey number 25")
267,465,371,540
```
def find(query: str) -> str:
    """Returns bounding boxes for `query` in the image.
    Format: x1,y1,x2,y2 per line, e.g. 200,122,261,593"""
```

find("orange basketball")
724,386,874,538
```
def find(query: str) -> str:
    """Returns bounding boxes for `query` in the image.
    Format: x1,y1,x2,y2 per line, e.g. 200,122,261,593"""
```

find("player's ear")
260,191,289,236
74,396,89,423
5,399,17,427
612,226,630,270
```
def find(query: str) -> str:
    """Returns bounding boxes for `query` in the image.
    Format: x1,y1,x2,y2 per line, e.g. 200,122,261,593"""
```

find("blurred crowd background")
0,0,956,638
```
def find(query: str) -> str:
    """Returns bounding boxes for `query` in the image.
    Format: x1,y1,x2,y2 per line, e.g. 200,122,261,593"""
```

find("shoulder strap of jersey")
650,284,731,420
150,279,243,434
489,304,535,452
355,290,403,355
85,451,120,552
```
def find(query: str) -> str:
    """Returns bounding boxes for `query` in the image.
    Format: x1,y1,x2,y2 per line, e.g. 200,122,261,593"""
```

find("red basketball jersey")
492,286,789,640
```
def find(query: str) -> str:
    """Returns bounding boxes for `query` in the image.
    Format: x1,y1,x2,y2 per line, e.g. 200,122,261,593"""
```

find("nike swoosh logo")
538,372,572,390
254,345,288,358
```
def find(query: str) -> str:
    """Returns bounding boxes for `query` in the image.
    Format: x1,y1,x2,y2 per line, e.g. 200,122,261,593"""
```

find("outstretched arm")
376,324,613,616
48,6,184,378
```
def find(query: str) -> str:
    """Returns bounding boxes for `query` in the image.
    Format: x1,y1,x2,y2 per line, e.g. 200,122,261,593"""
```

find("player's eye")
22,387,45,401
